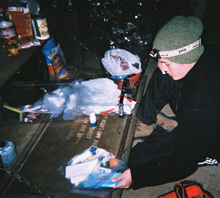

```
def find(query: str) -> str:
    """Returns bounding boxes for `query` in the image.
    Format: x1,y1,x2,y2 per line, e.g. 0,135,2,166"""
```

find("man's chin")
172,76,178,80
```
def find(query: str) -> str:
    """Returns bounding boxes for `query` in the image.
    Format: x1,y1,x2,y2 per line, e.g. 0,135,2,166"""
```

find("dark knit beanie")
153,16,204,64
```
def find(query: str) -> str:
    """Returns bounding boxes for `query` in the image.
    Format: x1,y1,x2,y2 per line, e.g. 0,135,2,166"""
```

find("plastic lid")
0,21,13,28
27,0,40,15
111,75,128,79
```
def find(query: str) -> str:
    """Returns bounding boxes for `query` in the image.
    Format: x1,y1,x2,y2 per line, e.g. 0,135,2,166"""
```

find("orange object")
109,157,119,167
158,180,214,198
117,73,141,90
47,63,55,76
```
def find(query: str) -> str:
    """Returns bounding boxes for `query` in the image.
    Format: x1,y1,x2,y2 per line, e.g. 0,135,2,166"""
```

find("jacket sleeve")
128,110,217,189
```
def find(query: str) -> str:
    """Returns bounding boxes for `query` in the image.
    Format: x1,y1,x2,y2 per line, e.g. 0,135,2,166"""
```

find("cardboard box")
8,7,33,38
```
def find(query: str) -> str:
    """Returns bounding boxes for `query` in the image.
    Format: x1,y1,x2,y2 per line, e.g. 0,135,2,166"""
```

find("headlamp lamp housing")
149,49,161,60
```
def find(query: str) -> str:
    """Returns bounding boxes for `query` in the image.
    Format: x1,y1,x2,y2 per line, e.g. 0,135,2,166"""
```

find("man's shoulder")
198,44,220,68
203,44,220,56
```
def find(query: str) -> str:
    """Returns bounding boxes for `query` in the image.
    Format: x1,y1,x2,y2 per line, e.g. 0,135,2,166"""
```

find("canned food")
31,14,50,40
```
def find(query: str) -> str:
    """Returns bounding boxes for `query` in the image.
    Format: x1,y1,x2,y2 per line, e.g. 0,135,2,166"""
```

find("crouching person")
112,15,220,189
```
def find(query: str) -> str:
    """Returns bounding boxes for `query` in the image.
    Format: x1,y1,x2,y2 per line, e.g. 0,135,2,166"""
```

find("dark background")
0,0,219,78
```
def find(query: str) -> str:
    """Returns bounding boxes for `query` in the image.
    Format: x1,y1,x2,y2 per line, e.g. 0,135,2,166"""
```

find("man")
112,15,220,189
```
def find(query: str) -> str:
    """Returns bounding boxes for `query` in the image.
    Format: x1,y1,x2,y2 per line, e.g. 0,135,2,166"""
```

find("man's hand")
111,169,132,189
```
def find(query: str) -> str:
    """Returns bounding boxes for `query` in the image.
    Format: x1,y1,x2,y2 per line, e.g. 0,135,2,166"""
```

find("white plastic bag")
63,78,136,120
101,49,142,76
42,86,69,118
21,78,136,121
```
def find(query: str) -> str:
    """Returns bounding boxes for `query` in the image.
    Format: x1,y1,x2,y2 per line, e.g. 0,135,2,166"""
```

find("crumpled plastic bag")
22,86,69,118
42,86,69,118
22,78,136,121
101,49,142,76
63,78,136,120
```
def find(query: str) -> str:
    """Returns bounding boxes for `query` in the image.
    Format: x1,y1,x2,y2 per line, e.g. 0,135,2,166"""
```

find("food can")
31,14,50,40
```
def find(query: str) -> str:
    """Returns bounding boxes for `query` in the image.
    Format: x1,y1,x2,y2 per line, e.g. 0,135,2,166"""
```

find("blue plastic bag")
58,146,128,195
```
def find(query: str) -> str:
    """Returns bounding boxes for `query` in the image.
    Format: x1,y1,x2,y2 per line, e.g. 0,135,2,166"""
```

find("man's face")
157,58,193,80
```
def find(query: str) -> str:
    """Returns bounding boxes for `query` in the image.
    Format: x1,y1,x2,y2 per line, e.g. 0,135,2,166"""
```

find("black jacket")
129,44,220,189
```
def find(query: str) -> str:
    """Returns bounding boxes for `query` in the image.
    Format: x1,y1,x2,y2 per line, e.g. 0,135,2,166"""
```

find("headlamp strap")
158,38,201,58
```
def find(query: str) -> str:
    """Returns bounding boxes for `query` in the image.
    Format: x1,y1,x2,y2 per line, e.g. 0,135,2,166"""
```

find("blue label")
90,122,97,128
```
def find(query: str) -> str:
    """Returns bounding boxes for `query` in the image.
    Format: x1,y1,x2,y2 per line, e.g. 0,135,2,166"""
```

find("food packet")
42,43,70,79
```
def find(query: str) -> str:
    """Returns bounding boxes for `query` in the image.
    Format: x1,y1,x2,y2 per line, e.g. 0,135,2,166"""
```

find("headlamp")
149,49,161,60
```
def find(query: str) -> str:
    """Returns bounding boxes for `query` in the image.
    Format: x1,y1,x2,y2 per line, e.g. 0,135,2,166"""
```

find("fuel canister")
0,141,17,164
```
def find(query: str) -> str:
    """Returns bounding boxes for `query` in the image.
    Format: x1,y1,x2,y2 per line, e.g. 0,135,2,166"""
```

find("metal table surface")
0,68,147,198
2,115,131,198
0,42,41,94
0,69,147,198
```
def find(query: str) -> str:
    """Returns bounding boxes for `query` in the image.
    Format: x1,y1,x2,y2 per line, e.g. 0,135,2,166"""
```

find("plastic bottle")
0,7,20,56
0,8,16,39
89,113,97,128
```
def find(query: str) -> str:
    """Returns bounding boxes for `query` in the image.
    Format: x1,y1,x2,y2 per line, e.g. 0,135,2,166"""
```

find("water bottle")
89,113,97,128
